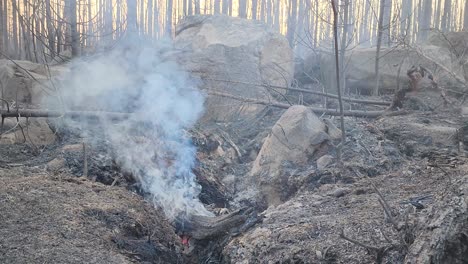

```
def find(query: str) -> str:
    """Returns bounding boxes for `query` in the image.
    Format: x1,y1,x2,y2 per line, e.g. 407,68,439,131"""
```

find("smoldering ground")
49,37,213,221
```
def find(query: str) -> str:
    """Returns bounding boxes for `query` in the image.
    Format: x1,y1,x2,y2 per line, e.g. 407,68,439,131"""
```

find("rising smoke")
55,37,213,221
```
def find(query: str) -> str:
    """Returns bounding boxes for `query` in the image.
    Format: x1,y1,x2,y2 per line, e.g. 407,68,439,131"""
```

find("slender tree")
374,0,386,96
166,0,173,35
239,0,247,18
442,0,452,31
464,0,468,30
251,0,258,19
70,0,79,57
419,0,432,41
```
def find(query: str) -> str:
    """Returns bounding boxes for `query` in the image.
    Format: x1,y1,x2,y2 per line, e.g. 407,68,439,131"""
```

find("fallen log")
202,78,392,106
177,208,256,240
0,109,132,120
208,91,407,118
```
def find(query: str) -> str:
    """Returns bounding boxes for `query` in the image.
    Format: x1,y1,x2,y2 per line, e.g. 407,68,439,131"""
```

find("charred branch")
203,78,392,106
208,91,407,118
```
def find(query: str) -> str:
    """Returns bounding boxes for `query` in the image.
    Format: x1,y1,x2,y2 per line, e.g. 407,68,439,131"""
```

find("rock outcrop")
250,105,330,204
175,15,294,122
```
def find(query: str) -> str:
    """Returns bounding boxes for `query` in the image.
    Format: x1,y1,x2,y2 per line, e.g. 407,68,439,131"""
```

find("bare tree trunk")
274,0,280,31
340,0,349,94
140,0,145,34
266,0,272,25
45,0,55,59
188,0,193,15
153,0,159,37
11,0,18,58
3,0,8,54
147,0,153,37
400,0,412,38
195,0,201,14
374,0,386,96
251,0,258,19
331,0,346,154
419,0,432,41
464,0,468,30
434,0,442,29
314,0,318,47
442,0,452,31
222,0,228,14
0,0,3,56
166,0,173,36
360,0,370,44
104,0,114,44
260,0,265,21
286,0,297,46
69,0,79,57
127,0,138,37
382,0,392,46
239,0,247,18
115,0,121,39
214,0,221,14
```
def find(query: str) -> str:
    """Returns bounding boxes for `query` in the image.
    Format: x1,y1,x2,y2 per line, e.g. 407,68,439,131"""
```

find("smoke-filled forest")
1,0,468,263
1,0,468,61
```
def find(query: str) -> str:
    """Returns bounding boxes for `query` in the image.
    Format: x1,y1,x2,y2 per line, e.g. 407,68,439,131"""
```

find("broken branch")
202,78,391,106
208,91,406,118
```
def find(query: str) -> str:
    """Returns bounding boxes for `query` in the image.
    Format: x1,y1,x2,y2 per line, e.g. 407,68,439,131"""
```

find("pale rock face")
0,59,67,105
174,15,294,122
250,105,329,205
315,46,463,94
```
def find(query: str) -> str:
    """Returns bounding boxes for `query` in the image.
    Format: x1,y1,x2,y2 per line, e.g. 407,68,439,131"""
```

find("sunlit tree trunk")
286,0,297,46
274,0,280,31
70,0,79,57
166,0,173,35
222,0,228,14
0,0,3,56
400,0,412,38
382,0,391,46
195,0,201,14
147,0,153,37
115,0,121,39
434,0,441,29
239,0,247,18
3,0,8,54
153,0,159,37
251,0,258,19
127,0,138,34
374,0,386,96
105,0,114,43
260,0,265,22
419,0,432,41
11,0,18,58
214,0,221,14
188,0,193,15
464,0,468,30
441,0,452,31
45,0,55,58
140,0,145,34
266,0,272,25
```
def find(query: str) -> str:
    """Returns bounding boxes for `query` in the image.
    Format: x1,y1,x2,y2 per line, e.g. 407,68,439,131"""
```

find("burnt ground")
0,90,467,263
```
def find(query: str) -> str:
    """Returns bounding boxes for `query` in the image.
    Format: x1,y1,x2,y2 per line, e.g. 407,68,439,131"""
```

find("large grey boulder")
0,59,66,105
174,15,294,122
250,105,330,205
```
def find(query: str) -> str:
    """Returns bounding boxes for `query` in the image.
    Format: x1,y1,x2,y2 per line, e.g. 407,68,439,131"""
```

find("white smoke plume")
55,38,213,221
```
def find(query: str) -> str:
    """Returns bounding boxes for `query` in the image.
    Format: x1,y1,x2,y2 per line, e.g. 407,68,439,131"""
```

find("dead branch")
203,78,391,106
83,141,88,178
0,109,132,120
208,91,407,118
339,230,382,252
